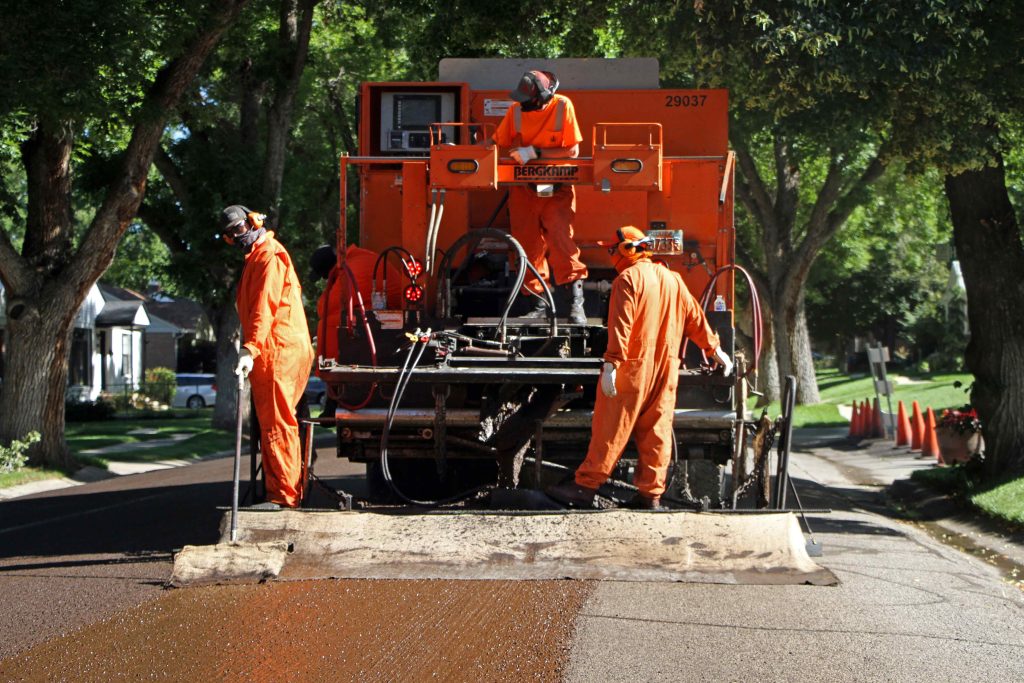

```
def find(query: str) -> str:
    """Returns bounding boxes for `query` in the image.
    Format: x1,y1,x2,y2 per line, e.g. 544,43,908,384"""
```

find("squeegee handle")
230,373,245,543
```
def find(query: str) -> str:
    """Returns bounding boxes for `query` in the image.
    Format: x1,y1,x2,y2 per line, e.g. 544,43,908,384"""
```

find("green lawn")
1,412,264,491
66,415,238,465
0,467,67,489
912,466,1024,529
759,369,974,428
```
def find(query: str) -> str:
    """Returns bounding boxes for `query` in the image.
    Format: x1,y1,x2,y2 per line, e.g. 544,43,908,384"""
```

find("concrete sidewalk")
566,429,1024,682
792,428,1024,567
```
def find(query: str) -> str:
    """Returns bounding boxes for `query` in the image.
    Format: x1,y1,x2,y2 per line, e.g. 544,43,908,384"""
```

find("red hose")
682,264,763,377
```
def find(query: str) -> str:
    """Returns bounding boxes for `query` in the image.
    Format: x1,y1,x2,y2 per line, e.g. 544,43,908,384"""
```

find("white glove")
713,347,734,377
600,362,617,398
512,146,538,164
235,348,254,377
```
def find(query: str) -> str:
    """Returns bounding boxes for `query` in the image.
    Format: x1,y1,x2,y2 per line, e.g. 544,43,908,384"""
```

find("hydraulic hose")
378,330,489,507
335,260,378,410
682,264,763,377
371,245,417,306
434,228,557,339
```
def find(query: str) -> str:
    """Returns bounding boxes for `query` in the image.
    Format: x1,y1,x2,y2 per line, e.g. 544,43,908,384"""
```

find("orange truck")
319,59,758,506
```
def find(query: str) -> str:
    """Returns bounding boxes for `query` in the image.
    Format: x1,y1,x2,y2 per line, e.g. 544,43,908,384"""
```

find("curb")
886,477,1024,569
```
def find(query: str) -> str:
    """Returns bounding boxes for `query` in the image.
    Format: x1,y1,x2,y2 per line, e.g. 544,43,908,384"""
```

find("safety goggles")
607,236,654,255
221,220,249,239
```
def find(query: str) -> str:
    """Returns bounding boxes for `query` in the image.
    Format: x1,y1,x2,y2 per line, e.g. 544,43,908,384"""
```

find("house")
1,281,149,401
1,282,214,400
99,283,215,373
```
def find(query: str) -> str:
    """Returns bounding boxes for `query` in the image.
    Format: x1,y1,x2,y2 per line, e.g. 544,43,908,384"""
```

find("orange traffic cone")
910,400,925,450
921,407,940,460
854,400,866,438
848,401,860,438
895,401,912,447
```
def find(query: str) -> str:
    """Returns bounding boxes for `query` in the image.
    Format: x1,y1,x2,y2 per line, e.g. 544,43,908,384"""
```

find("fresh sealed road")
1,434,1023,681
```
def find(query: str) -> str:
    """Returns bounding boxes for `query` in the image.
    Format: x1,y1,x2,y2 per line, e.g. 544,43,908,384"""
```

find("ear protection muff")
537,70,558,102
525,70,559,108
613,228,653,257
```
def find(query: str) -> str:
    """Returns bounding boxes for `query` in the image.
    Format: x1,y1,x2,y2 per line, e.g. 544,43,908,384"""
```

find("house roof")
144,299,208,333
98,281,208,334
98,282,146,302
96,300,150,328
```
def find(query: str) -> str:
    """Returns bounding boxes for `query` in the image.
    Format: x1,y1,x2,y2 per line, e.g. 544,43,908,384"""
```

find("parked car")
173,373,217,409
304,375,326,409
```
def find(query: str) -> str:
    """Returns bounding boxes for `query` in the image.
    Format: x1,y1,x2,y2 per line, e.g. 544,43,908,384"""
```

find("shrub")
142,367,177,405
1,431,40,473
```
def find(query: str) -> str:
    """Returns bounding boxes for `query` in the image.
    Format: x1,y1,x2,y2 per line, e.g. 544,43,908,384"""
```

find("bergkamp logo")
513,164,580,181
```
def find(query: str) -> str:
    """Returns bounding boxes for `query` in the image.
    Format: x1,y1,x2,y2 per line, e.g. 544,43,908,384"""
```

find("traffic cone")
847,401,860,438
895,401,912,447
910,401,925,450
921,407,940,460
853,400,866,438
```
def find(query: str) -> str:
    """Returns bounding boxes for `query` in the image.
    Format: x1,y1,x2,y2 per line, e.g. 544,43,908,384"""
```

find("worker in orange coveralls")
546,226,734,510
309,243,405,369
490,69,588,324
221,205,314,510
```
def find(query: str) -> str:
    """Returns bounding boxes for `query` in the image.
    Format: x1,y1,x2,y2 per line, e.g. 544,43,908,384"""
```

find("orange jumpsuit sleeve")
241,254,287,361
678,279,721,355
603,273,639,367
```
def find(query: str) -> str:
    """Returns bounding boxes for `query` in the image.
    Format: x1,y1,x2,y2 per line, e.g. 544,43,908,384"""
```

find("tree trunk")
755,333,780,407
0,0,250,468
944,159,1024,477
771,288,821,404
262,0,316,223
0,121,79,467
0,299,76,470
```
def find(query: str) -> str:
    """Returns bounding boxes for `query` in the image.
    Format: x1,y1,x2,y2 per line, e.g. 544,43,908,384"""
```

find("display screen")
394,95,442,130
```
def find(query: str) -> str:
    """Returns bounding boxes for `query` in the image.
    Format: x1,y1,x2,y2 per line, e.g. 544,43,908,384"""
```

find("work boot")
563,279,586,325
521,294,550,319
623,493,664,510
545,480,598,508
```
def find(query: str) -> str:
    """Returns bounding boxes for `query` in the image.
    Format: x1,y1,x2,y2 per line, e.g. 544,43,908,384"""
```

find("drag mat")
0,579,591,682
186,509,837,586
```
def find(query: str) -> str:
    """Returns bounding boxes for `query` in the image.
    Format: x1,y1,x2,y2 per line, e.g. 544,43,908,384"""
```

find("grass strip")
911,466,1024,528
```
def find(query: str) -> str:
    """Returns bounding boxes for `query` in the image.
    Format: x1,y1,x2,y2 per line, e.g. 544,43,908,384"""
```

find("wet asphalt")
1,434,1022,680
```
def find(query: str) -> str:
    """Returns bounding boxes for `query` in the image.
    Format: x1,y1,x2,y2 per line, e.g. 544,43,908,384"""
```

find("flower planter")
935,427,984,465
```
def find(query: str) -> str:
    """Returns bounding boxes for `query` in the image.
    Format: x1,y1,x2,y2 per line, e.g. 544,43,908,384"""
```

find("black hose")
378,333,489,507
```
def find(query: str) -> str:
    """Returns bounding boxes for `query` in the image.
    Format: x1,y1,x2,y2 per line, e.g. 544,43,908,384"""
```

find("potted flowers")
936,406,984,465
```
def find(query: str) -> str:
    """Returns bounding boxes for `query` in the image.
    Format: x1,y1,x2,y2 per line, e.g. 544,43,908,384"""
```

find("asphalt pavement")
1,429,1022,680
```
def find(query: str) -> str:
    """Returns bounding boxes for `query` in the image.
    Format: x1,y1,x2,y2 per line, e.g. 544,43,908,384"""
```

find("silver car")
173,373,217,409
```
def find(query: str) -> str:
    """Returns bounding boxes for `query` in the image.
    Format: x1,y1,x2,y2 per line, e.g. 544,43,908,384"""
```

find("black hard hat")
308,244,337,281
220,205,252,233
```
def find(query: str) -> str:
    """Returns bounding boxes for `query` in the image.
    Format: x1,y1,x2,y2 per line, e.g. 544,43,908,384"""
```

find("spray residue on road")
0,579,592,682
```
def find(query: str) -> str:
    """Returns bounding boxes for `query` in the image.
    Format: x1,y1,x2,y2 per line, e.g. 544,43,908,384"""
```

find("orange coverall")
316,245,404,368
493,95,587,293
237,231,314,507
575,259,721,498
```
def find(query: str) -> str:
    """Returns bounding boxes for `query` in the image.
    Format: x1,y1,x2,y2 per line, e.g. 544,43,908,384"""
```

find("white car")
173,373,217,409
